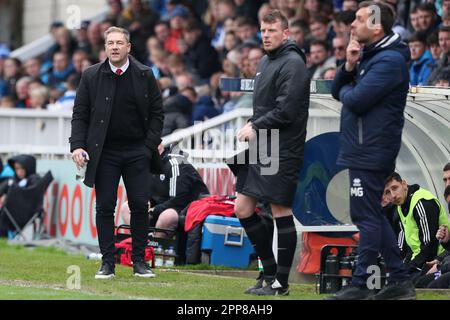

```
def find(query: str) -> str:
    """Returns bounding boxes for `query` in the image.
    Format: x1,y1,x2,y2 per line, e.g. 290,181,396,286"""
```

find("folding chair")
0,171,53,241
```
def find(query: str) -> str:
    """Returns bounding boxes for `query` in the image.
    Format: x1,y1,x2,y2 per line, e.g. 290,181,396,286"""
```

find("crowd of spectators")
1,0,450,136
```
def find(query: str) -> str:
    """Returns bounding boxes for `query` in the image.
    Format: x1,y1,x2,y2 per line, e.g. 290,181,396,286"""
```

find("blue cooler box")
201,215,255,268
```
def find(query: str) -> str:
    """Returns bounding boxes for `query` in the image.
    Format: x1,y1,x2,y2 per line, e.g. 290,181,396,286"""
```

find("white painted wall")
23,0,106,44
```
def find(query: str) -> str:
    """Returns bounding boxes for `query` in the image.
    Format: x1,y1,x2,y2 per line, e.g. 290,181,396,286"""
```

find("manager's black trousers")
95,143,150,264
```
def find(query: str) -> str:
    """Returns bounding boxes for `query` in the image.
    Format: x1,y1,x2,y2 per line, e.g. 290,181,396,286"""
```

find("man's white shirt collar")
109,58,130,74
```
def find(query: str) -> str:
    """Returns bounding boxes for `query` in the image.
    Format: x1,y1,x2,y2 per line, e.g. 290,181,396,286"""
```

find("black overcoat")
70,55,164,188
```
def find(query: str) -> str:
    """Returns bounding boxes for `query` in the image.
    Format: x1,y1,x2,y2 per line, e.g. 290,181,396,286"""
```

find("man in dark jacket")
329,1,415,300
70,27,164,279
230,10,310,296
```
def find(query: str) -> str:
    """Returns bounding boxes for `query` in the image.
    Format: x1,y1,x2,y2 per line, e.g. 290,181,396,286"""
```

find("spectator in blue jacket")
409,32,435,86
329,1,415,300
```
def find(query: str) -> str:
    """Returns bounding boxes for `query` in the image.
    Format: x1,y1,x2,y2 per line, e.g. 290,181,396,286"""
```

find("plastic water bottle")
166,246,176,267
155,245,164,267
76,152,89,182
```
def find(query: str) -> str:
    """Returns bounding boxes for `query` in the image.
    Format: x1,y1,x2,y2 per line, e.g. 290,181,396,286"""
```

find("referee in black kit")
70,27,164,279
229,10,310,296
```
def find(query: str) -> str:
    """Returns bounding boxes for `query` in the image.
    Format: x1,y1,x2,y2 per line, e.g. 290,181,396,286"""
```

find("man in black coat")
70,27,164,279
230,10,310,296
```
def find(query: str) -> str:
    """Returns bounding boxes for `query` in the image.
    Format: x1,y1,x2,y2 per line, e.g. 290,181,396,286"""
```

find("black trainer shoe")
324,284,374,300
95,262,115,279
133,261,156,278
244,276,265,294
373,280,416,300
252,279,289,296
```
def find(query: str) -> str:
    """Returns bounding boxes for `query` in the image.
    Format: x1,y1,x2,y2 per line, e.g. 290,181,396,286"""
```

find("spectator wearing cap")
166,5,190,54
182,19,221,82
409,32,435,86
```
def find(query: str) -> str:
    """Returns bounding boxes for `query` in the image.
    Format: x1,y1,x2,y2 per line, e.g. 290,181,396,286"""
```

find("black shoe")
324,284,374,300
373,280,416,300
244,276,266,294
251,279,289,296
133,261,156,278
95,262,115,279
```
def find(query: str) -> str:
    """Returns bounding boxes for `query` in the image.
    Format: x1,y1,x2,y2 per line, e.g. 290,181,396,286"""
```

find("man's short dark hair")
439,26,450,34
417,2,437,15
236,16,258,28
358,1,395,35
67,74,81,90
262,10,289,30
310,39,329,51
181,86,197,98
444,162,450,172
444,185,450,200
385,172,403,186
408,31,428,44
310,14,330,26
427,30,439,46
290,19,308,31
333,10,357,25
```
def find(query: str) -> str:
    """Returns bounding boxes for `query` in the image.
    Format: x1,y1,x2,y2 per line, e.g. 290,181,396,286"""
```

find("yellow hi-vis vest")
396,188,449,260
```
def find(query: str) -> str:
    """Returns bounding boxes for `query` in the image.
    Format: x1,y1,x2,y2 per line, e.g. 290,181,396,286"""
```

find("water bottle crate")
317,244,388,294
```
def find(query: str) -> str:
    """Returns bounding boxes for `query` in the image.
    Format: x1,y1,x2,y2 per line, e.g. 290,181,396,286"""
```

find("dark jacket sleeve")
70,71,91,152
439,254,450,273
331,63,357,101
408,199,440,270
151,163,194,219
252,57,309,130
145,71,164,151
336,55,407,115
0,179,9,196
